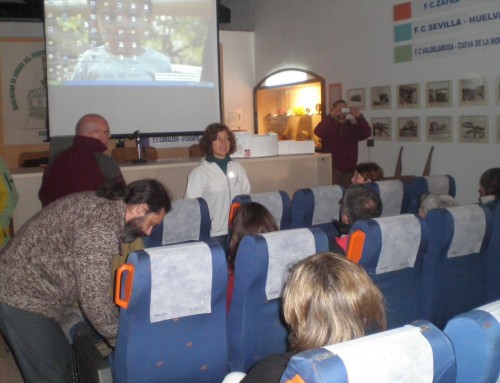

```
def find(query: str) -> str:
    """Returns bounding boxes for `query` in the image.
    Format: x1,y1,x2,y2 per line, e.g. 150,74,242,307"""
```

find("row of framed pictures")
329,77,499,110
372,115,500,144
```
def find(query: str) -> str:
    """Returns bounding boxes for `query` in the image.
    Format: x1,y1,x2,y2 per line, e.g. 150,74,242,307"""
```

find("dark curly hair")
198,123,237,157
96,178,171,214
355,162,385,182
480,167,500,200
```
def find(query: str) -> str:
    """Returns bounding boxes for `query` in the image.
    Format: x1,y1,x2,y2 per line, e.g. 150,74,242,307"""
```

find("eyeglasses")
215,136,230,143
91,129,111,137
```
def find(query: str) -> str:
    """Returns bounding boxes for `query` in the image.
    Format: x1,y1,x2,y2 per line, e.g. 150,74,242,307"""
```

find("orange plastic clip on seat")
228,202,241,229
346,230,366,264
285,374,306,383
115,264,135,309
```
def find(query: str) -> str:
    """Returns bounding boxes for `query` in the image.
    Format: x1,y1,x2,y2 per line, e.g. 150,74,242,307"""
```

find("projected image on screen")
45,0,213,84
44,0,221,138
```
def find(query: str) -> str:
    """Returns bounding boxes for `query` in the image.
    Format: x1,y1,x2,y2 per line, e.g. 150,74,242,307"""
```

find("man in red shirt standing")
314,99,372,187
39,113,125,207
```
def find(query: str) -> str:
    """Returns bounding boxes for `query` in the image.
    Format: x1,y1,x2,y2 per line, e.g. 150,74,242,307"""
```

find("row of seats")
238,175,455,237
144,174,456,247
281,300,500,383
76,174,473,382
78,222,500,382
110,228,329,382
346,203,499,329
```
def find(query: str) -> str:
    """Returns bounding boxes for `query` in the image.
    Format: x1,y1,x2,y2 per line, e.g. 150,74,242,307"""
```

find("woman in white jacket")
185,123,251,239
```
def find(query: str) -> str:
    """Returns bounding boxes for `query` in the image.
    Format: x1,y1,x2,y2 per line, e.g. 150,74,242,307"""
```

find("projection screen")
44,0,221,138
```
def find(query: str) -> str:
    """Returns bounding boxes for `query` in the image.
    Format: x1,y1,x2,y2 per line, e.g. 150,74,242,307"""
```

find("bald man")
39,114,125,207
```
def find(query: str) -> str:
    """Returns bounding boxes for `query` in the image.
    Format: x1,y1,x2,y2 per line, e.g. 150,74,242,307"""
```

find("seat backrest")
144,197,211,247
364,179,408,216
444,300,500,383
424,175,456,196
346,214,427,328
227,228,329,372
422,204,493,327
232,191,291,229
113,241,228,383
289,185,344,238
280,321,456,383
406,175,457,214
485,206,500,302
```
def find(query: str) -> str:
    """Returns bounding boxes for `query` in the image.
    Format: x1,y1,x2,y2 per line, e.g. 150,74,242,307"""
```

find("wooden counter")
11,153,331,232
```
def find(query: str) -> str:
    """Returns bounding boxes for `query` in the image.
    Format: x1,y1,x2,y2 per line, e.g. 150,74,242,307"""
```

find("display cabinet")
254,69,325,149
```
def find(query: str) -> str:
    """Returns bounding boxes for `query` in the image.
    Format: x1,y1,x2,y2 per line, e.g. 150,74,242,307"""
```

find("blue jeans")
0,303,75,383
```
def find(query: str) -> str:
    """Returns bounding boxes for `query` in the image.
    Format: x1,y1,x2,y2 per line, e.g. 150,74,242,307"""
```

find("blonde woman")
234,253,386,383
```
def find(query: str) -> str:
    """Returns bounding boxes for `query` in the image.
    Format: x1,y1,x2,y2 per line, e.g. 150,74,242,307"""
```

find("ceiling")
0,1,230,23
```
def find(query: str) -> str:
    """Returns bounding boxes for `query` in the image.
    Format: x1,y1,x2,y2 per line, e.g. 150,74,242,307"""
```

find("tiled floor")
0,333,24,383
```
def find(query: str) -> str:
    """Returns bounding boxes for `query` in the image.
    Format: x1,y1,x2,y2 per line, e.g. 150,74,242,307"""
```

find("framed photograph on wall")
397,83,420,108
426,116,452,143
329,83,342,111
371,117,391,141
459,115,488,143
426,81,451,108
459,77,487,106
397,116,420,142
347,88,365,110
370,86,391,110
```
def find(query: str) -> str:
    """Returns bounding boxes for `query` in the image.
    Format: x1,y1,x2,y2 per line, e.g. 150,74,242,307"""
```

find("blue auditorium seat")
144,197,211,247
406,175,457,214
232,191,291,229
346,214,427,328
364,179,409,216
113,241,229,383
444,300,500,383
423,204,493,328
484,205,500,302
227,228,329,372
289,185,344,238
280,320,456,383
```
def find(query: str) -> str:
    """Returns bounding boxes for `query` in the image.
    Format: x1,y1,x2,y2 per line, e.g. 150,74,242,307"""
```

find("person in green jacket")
0,157,18,249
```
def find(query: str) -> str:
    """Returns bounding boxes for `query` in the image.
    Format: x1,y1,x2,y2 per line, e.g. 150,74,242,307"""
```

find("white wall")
250,0,500,204
219,31,255,132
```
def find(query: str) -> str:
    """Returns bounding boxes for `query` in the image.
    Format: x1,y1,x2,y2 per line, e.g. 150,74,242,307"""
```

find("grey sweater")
0,192,125,343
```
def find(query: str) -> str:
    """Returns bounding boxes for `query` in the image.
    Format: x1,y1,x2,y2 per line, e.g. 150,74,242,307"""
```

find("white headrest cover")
447,205,485,258
265,229,316,300
148,242,212,322
376,180,404,217
251,192,284,228
477,300,500,322
324,325,434,382
311,185,343,225
374,215,421,274
425,175,449,195
162,199,202,245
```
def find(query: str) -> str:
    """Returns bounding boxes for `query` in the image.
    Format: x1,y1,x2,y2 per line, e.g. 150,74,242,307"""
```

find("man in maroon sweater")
38,113,125,207
314,99,372,188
